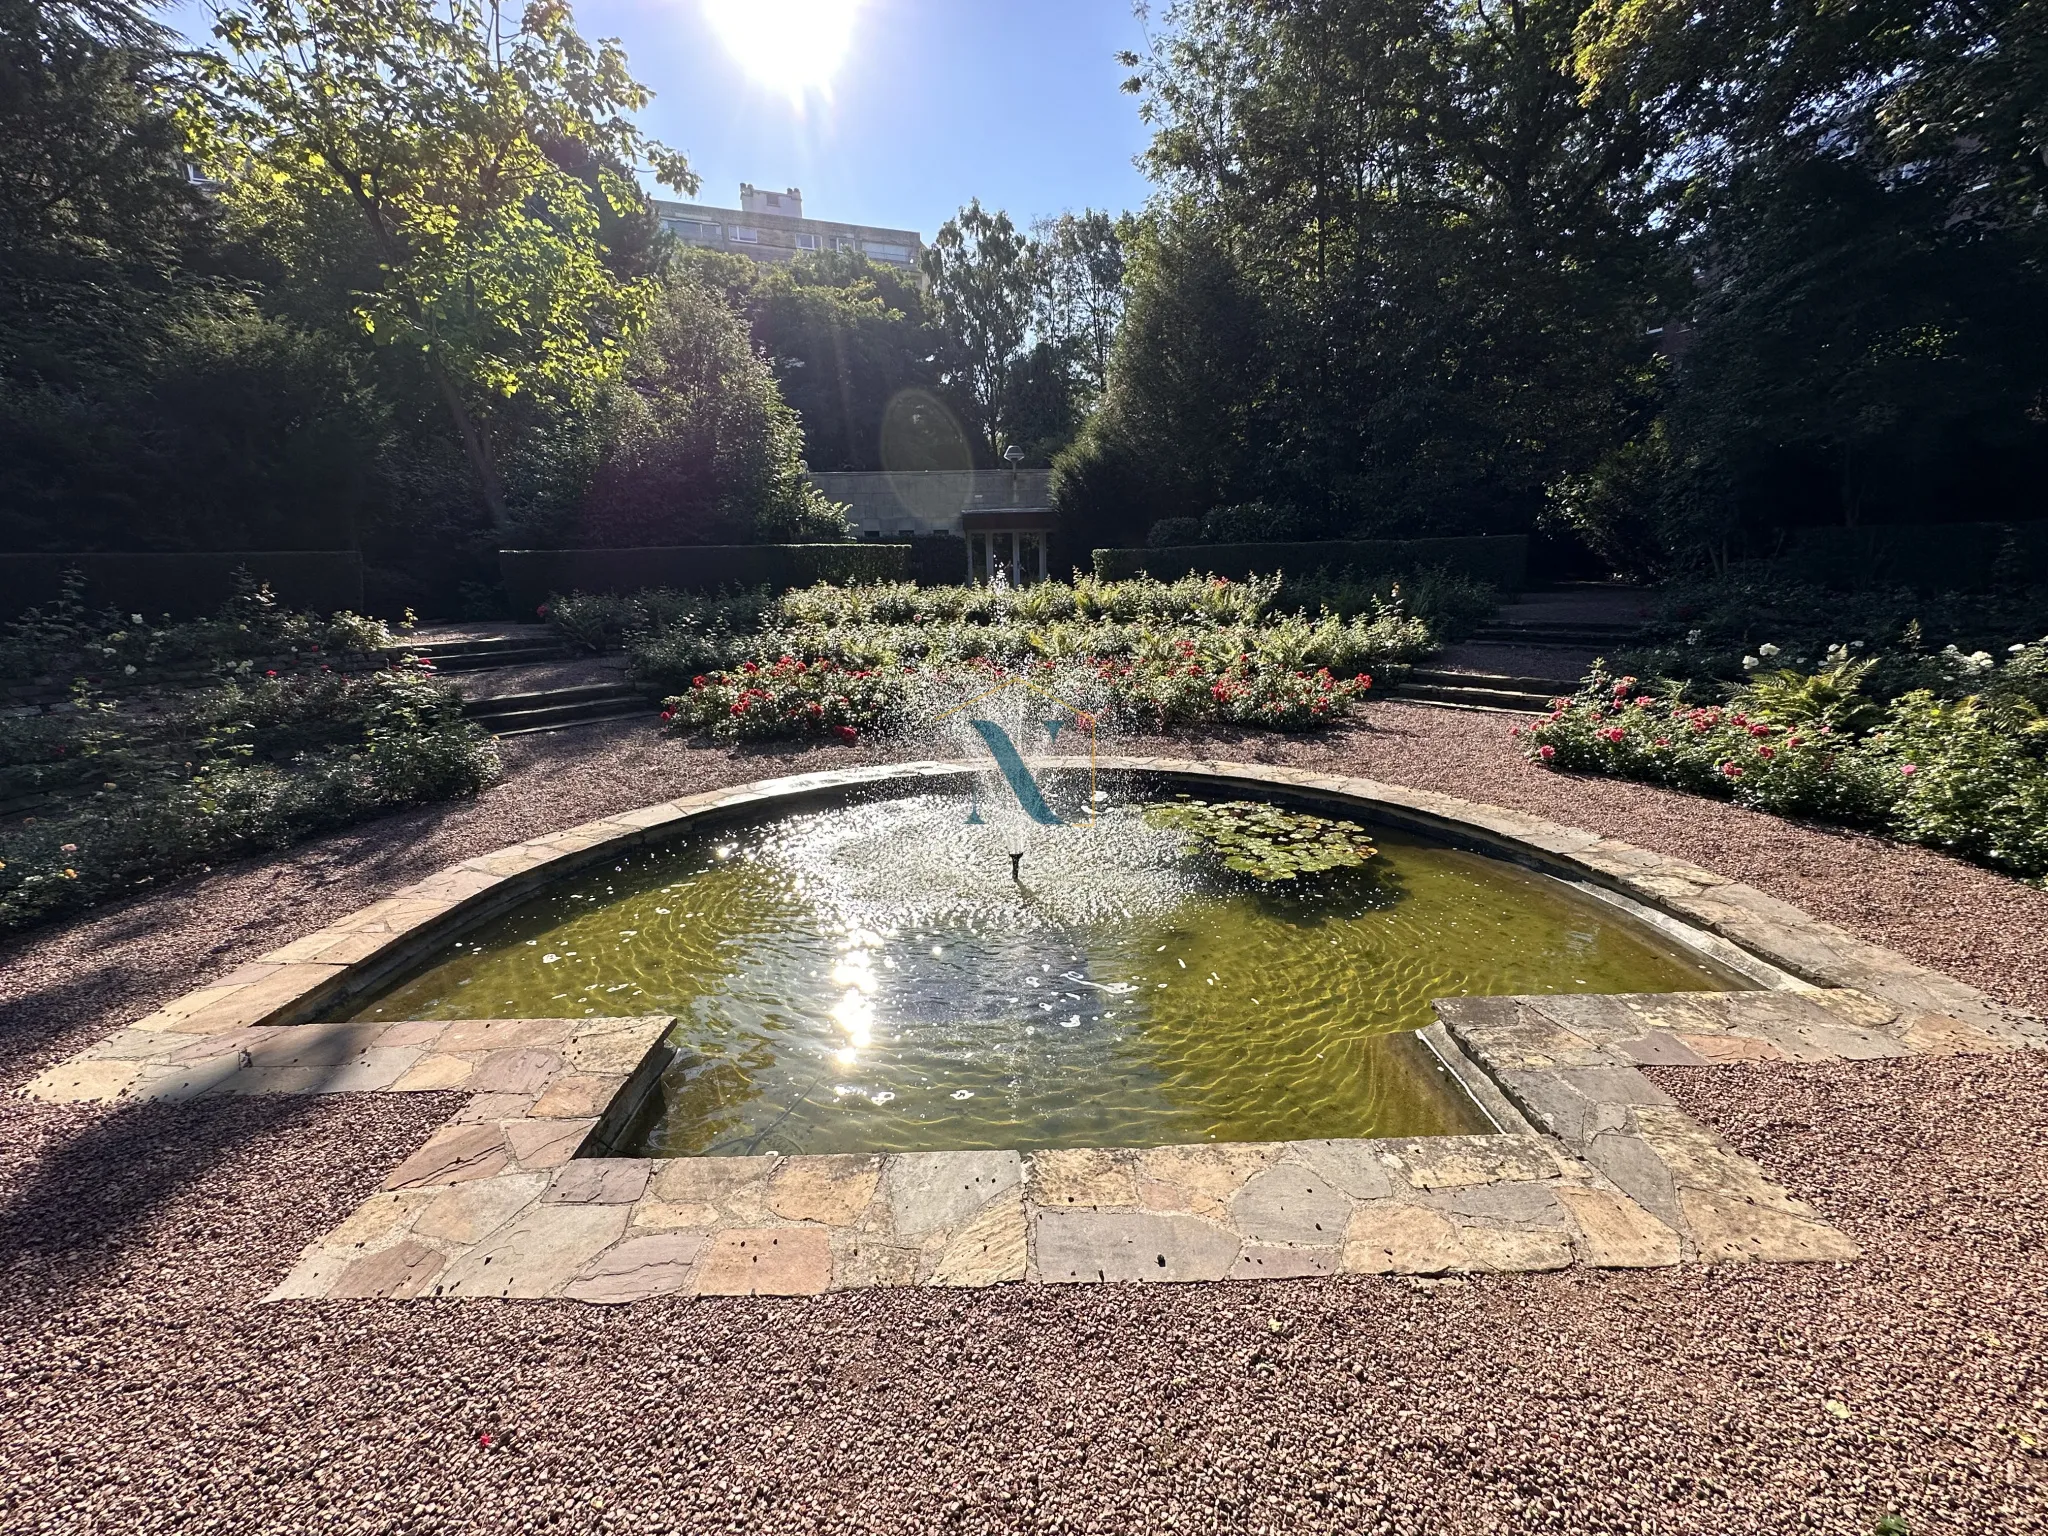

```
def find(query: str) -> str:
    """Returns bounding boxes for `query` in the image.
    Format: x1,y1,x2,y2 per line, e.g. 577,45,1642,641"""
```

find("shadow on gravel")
0,1092,332,1319
0,964,159,1087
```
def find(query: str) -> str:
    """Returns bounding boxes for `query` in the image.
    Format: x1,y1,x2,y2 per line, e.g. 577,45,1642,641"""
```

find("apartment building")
651,184,922,270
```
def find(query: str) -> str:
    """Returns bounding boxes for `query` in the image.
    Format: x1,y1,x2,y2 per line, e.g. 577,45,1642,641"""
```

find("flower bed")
1520,643,2048,880
662,646,1374,744
646,573,1405,742
0,584,500,934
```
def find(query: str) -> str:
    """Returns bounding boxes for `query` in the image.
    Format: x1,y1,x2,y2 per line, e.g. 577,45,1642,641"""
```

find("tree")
1565,0,2048,567
0,0,392,556
1032,209,1130,406
919,199,1037,460
678,247,951,472
574,276,850,547
1053,210,1267,547
184,0,695,532
1083,0,1669,541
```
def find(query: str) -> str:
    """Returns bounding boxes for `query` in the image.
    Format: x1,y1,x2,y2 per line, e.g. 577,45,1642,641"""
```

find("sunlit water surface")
347,792,1743,1153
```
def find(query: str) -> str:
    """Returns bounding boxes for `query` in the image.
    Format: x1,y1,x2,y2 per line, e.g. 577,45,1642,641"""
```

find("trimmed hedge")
0,552,364,620
1093,535,1529,591
1773,522,2048,593
498,543,912,613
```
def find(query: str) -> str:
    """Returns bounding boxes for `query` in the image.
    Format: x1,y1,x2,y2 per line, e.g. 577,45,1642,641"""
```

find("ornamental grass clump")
1521,642,2048,880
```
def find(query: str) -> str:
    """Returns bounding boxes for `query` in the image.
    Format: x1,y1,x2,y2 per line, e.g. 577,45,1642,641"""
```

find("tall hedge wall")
499,544,912,612
1092,535,1529,590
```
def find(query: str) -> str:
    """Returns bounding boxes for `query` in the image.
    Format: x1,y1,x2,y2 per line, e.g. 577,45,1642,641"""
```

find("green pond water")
345,789,1745,1154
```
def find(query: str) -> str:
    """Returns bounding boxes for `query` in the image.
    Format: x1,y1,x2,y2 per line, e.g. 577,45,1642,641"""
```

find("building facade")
652,184,922,271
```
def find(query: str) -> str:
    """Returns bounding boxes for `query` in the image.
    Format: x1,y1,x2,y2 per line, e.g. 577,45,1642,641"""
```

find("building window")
864,242,912,264
663,218,721,243
834,235,858,253
730,226,760,244
794,232,820,251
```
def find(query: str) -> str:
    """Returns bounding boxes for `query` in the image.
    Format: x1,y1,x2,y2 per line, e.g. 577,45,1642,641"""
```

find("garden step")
491,707,653,738
1392,678,1555,713
1405,668,1577,696
408,636,576,672
1469,623,1638,647
463,683,650,734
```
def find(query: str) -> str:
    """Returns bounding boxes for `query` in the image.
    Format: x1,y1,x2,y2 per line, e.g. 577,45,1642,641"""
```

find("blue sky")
164,0,1158,241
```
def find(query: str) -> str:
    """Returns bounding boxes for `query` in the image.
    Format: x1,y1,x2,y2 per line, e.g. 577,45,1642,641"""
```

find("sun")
701,0,861,103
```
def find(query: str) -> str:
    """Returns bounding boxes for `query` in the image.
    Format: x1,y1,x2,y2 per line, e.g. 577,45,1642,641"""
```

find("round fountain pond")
340,777,1750,1155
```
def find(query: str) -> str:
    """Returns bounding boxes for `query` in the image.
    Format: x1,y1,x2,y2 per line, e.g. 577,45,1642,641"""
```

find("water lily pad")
1143,799,1377,882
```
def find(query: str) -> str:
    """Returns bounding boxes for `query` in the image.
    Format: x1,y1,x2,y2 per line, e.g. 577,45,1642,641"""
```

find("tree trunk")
429,358,510,533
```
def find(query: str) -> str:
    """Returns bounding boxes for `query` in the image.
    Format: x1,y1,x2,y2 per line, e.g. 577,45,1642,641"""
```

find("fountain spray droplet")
1011,851,1024,883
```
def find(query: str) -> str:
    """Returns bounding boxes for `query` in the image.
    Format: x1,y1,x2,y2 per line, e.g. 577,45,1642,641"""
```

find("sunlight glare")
701,0,860,103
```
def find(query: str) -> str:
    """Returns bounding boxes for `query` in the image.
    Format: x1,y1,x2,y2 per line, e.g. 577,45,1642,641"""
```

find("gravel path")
4,701,2045,1533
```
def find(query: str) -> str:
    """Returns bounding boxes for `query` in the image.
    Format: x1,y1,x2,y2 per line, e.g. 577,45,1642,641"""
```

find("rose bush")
1521,643,2048,880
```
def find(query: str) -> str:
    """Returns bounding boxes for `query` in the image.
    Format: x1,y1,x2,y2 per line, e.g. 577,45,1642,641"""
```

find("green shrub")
1201,501,1302,543
0,585,499,934
642,573,1434,743
1522,646,2048,880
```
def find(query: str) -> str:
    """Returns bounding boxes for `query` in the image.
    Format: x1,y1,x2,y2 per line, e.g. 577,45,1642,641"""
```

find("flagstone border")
22,758,2044,1300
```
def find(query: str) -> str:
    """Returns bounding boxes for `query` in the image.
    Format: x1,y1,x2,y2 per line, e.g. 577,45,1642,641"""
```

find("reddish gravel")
3,703,2046,1533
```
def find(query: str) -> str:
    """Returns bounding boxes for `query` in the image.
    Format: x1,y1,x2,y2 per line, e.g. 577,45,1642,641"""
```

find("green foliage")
1054,213,1266,548
1276,566,1497,642
1031,210,1131,409
919,199,1037,460
1144,798,1378,882
0,581,498,934
1611,574,2048,699
1203,503,1303,544
540,584,770,659
675,247,957,474
185,0,695,530
0,0,396,556
646,573,1417,739
571,277,849,546
660,655,900,743
1566,0,2048,567
1523,645,2048,879
1732,658,1886,736
1072,2,1668,545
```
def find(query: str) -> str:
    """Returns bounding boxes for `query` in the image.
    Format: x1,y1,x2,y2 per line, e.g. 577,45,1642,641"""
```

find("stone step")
1469,624,1637,647
1406,668,1577,696
409,636,575,672
464,683,650,734
1394,682,1553,713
